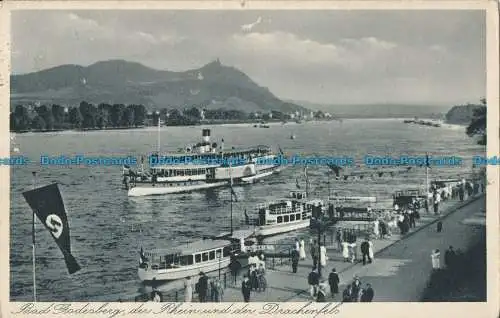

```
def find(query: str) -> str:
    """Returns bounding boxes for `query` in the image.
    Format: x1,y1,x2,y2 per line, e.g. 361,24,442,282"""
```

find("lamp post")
315,213,324,277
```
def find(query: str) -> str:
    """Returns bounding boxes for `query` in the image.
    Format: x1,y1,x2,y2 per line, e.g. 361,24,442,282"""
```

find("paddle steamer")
123,128,284,196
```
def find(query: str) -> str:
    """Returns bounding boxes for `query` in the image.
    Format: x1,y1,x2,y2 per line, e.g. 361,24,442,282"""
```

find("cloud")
230,31,397,71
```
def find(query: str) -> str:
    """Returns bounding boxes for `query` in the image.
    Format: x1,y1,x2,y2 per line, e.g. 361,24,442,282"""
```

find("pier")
131,191,485,303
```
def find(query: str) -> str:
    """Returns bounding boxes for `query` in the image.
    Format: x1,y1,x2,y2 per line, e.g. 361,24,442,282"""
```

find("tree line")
10,102,148,132
466,98,487,146
9,101,296,132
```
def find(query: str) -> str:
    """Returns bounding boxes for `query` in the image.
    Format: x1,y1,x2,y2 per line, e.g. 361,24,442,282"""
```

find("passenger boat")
138,177,254,281
123,128,284,196
246,191,324,237
138,240,238,281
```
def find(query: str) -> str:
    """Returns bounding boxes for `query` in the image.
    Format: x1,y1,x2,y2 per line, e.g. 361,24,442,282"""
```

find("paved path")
210,194,485,302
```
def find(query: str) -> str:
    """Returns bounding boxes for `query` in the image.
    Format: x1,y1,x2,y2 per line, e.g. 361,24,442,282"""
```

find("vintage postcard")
1,1,498,317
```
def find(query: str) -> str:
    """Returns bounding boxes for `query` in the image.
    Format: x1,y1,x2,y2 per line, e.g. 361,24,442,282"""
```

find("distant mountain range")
10,59,307,114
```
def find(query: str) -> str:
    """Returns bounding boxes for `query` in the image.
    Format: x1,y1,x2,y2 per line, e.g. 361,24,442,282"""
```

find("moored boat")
138,240,237,281
245,191,324,237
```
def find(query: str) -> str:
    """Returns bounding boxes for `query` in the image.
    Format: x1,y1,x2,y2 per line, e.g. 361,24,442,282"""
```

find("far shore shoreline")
10,117,463,134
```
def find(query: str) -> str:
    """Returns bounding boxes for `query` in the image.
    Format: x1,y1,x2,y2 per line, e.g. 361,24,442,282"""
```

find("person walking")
360,283,374,302
214,277,224,302
184,276,193,302
351,276,362,302
291,250,299,273
197,272,208,303
433,191,441,215
210,278,216,301
368,239,374,263
299,238,306,260
316,283,327,302
241,275,252,302
342,285,353,302
444,246,456,269
320,243,328,268
257,263,266,292
361,238,370,265
310,240,319,269
459,183,465,201
437,221,443,233
328,268,339,298
431,249,441,270
335,230,343,251
342,241,349,262
308,267,320,299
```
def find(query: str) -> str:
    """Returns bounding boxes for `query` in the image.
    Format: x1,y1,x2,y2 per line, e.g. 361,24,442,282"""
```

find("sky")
11,10,486,105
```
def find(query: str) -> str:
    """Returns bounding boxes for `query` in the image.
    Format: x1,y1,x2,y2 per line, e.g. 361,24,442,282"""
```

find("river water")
9,119,484,301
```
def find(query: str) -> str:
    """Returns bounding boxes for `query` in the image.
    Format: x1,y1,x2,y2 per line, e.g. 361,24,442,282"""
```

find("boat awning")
151,164,220,170
215,229,255,240
144,239,231,256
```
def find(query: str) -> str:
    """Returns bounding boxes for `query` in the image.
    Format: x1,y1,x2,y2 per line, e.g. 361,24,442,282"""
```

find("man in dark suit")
444,246,456,268
308,267,320,298
328,268,339,298
360,283,374,302
241,275,252,302
360,239,371,265
291,250,299,273
197,272,208,303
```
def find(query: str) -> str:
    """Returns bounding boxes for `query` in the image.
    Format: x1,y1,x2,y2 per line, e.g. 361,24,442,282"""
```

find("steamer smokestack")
202,129,211,143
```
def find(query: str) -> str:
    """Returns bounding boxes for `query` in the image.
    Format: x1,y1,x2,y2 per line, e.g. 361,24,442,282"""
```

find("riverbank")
128,192,485,303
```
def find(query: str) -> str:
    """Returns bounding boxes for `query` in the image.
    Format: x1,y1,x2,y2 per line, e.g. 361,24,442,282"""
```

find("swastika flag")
23,183,81,274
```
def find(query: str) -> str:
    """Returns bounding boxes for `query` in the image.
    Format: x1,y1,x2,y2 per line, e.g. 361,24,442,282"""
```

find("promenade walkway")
209,193,485,302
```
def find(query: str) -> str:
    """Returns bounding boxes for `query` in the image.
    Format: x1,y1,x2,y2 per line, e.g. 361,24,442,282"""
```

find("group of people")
342,276,374,302
431,245,460,271
182,272,225,302
240,254,267,302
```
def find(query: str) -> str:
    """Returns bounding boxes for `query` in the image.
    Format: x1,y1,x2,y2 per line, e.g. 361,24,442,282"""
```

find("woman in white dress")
350,242,357,263
342,241,349,262
368,240,374,262
372,220,379,237
184,276,193,302
299,238,306,260
431,249,441,269
320,244,328,267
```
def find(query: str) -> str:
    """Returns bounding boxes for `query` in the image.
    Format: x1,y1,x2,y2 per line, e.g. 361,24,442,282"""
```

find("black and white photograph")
3,3,498,312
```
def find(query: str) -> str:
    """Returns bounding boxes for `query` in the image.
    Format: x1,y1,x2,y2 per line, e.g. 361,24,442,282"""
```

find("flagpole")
156,111,161,153
229,160,233,236
425,153,429,197
31,171,37,302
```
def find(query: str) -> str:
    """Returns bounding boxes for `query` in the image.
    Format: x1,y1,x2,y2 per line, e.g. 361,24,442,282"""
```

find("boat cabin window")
180,255,194,266
202,252,209,262
296,213,301,220
284,215,289,222
277,216,283,223
209,251,215,260
223,246,231,257
195,254,201,263
290,214,295,221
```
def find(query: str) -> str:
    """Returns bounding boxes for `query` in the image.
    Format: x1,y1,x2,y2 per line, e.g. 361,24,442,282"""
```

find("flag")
278,145,284,155
23,183,81,274
295,178,301,189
